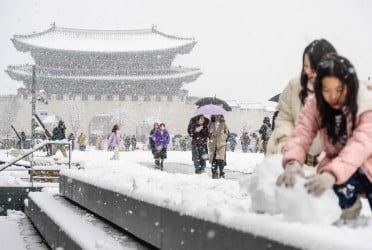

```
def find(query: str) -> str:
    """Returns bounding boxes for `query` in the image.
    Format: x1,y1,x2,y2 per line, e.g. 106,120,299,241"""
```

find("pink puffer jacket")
283,84,372,184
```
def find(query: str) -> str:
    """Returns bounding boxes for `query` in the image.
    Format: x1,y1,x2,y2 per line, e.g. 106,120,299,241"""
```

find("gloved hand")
304,172,336,196
276,161,304,187
340,197,362,220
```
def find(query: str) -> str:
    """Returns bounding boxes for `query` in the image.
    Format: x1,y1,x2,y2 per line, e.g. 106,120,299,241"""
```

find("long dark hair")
299,39,337,104
112,124,119,133
314,53,359,144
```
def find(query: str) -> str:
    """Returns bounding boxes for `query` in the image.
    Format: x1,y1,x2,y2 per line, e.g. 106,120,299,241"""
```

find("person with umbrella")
149,122,159,162
208,114,229,179
195,97,232,111
187,115,210,174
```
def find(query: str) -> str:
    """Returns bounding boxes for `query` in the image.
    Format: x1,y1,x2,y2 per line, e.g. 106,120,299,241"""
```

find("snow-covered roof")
11,24,196,53
6,65,202,82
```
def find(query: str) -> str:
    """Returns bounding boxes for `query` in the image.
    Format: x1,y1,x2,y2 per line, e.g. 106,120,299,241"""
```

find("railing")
0,140,71,186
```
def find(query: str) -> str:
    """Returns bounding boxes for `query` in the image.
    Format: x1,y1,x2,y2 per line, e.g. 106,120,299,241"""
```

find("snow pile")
61,166,248,224
243,154,283,215
247,154,341,224
276,177,341,224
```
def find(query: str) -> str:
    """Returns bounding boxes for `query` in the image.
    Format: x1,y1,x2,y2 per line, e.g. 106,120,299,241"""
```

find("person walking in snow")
187,115,209,174
277,54,372,222
149,122,159,159
258,117,272,154
248,132,259,153
208,115,229,179
51,120,67,157
130,135,137,151
266,39,337,168
107,124,120,160
240,132,250,153
77,132,86,151
228,135,237,152
152,123,170,170
124,136,130,152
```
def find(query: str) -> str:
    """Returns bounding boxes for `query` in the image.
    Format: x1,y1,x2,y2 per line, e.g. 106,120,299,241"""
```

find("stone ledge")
59,174,298,250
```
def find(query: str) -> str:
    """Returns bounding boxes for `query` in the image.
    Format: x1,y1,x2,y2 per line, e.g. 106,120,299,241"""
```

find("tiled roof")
12,24,196,53
6,65,202,82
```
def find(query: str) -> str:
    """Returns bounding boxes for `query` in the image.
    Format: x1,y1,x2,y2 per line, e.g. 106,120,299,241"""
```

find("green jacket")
52,127,66,140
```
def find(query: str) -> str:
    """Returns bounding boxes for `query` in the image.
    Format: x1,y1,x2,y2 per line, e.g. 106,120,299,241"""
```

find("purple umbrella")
194,104,227,116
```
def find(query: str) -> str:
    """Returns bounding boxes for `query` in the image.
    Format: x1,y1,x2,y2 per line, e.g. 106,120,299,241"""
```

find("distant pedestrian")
258,117,272,154
131,135,137,151
153,123,170,170
77,132,86,151
52,120,67,157
107,125,120,160
149,122,159,159
96,135,102,150
124,136,131,152
240,132,250,153
17,131,26,149
228,135,237,152
248,133,259,153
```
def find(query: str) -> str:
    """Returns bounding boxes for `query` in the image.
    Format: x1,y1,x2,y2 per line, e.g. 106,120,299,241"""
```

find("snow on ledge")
60,164,372,250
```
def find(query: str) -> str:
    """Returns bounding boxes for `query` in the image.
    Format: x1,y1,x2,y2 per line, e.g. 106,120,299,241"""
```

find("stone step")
25,191,152,250
0,186,42,215
31,176,60,183
0,210,48,250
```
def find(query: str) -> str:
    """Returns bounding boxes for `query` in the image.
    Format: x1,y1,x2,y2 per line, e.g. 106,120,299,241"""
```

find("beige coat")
208,120,229,163
266,76,322,156
77,134,86,146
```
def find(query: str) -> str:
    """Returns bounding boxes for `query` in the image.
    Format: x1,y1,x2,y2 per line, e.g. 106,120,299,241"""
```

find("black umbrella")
269,94,280,102
229,132,238,137
195,97,232,111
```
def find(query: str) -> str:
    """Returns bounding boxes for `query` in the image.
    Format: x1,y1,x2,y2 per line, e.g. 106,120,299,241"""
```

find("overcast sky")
0,0,371,102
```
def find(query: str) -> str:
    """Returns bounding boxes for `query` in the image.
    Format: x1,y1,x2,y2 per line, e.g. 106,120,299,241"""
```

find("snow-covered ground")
1,147,372,249
0,210,48,250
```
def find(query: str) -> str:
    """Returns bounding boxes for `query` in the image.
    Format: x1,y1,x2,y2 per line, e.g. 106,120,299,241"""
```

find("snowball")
276,176,341,225
245,154,341,225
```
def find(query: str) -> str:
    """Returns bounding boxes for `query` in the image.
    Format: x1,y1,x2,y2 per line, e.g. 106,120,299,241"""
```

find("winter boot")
155,159,160,169
160,159,164,171
218,165,225,178
340,197,362,221
211,167,218,179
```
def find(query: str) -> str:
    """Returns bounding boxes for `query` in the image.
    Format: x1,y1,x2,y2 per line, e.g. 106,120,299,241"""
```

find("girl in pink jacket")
277,54,372,221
